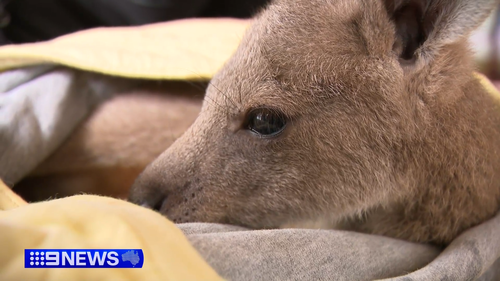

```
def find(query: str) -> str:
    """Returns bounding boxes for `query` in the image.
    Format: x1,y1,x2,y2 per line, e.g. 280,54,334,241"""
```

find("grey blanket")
1,65,499,280
0,65,138,186
179,219,500,281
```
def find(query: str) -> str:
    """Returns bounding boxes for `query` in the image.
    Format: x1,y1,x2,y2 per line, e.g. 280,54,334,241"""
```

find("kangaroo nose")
128,171,169,212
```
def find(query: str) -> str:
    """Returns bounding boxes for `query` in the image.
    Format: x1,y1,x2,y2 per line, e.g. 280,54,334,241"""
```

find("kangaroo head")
129,0,500,244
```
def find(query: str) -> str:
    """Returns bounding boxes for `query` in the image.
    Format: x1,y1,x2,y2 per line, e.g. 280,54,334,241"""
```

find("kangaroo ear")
383,0,498,64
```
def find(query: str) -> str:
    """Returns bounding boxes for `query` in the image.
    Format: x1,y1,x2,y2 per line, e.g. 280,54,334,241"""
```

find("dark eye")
245,108,287,137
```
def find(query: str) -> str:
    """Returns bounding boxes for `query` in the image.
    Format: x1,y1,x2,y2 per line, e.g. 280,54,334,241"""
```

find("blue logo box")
25,249,144,268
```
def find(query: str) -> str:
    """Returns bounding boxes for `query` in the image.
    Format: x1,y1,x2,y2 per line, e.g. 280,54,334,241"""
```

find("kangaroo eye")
245,108,287,137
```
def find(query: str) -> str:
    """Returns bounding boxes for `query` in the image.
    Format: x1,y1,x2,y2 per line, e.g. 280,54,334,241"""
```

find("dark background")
0,0,271,45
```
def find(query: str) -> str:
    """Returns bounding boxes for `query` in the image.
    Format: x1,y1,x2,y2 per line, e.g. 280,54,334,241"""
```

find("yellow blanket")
0,18,250,80
0,181,221,280
0,18,251,281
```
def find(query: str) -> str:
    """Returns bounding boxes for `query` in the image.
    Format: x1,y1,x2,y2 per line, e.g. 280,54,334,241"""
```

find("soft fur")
129,0,500,245
15,81,202,201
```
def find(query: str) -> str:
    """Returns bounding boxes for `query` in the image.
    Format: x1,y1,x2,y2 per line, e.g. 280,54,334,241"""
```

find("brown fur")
129,0,500,245
15,81,203,201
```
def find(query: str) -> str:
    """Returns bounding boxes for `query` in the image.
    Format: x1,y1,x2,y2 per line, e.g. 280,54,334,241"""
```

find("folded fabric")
0,179,223,281
1,173,499,281
0,18,250,186
179,216,500,281
0,65,138,186
0,18,250,80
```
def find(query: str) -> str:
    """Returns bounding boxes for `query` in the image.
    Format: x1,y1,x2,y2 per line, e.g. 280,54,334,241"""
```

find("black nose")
141,194,167,212
128,173,168,212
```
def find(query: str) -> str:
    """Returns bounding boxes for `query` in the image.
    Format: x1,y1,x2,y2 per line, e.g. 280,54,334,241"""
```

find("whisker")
159,64,243,113
184,80,209,92
203,94,226,113
237,77,244,106
207,80,242,112
182,80,209,101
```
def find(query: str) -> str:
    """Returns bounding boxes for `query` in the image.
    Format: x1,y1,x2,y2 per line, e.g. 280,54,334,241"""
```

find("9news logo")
24,249,144,268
